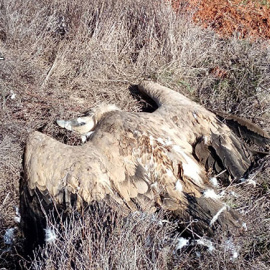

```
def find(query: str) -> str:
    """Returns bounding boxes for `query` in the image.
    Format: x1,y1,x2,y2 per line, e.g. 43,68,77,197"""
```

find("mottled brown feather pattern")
21,81,269,248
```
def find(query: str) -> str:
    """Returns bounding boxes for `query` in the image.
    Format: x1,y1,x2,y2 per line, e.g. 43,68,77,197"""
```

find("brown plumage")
214,111,270,148
21,81,269,249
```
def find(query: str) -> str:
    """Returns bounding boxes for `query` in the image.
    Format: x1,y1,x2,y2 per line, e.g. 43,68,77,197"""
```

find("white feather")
157,137,165,144
172,145,202,184
210,177,219,187
10,91,16,100
149,135,154,146
242,222,247,231
175,180,183,193
14,207,21,223
210,205,227,226
176,237,189,250
196,238,215,252
4,228,15,245
166,169,174,177
45,228,57,243
203,189,221,199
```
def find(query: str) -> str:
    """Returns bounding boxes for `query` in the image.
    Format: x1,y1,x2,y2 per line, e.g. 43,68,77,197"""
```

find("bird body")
25,109,207,211
21,81,269,249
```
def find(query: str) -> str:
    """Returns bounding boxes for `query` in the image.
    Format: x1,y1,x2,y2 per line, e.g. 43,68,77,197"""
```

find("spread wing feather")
214,111,270,147
138,81,253,179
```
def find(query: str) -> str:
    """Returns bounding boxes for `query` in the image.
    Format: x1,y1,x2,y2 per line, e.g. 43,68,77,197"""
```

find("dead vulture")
21,81,269,250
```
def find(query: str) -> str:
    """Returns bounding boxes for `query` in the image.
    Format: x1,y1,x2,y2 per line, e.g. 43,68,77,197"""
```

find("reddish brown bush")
171,0,270,39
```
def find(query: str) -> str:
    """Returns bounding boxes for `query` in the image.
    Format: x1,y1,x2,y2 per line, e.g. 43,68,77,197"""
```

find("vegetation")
0,0,269,269
172,0,270,39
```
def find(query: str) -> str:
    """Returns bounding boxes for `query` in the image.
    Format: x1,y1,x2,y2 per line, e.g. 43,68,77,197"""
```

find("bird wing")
138,81,252,180
24,132,114,207
24,109,208,213
214,111,270,147
23,81,262,250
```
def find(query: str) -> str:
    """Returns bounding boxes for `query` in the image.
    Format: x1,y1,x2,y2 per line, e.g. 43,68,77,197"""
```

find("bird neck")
93,104,121,124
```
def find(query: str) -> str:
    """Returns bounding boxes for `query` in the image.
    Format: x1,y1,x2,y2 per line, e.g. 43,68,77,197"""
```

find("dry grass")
0,0,269,269
23,205,177,270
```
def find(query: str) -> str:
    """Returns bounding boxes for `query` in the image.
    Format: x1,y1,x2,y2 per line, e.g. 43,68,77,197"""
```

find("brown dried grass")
0,0,269,269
